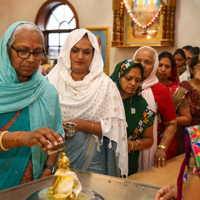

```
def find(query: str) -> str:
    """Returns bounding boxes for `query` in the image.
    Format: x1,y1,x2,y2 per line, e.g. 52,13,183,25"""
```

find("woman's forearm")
64,120,102,136
129,125,154,152
0,127,63,152
0,131,20,151
139,125,154,150
45,153,59,167
177,107,192,126
79,120,102,136
160,119,177,148
177,116,191,126
138,137,154,150
40,153,59,178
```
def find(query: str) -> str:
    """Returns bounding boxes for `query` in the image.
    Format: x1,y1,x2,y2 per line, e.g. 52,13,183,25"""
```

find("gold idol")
49,153,82,199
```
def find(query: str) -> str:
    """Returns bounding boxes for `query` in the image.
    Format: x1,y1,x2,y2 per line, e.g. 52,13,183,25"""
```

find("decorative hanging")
123,0,163,35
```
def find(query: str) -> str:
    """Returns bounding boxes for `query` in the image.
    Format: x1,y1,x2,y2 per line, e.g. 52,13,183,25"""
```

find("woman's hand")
63,120,80,132
128,140,133,153
18,127,63,152
62,120,80,139
62,119,102,137
127,140,138,153
155,183,177,200
154,148,166,168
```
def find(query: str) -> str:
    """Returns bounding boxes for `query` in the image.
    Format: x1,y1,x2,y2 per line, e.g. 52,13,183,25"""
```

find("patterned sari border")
172,86,188,110
0,110,22,131
185,126,200,177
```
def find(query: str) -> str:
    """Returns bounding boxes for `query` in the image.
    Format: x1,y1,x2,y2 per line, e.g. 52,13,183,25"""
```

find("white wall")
1,0,200,75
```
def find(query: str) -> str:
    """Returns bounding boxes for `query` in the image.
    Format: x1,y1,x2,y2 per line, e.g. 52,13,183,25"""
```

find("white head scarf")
133,46,159,171
48,29,128,176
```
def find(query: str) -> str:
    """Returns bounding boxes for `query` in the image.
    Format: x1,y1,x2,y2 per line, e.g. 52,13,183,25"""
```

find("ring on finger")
158,158,161,160
162,158,165,161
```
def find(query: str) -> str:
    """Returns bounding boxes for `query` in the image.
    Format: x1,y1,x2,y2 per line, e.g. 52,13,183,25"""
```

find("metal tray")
0,169,161,200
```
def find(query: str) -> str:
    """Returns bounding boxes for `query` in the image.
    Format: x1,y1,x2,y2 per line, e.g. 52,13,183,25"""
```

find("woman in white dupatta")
133,46,177,171
47,29,128,177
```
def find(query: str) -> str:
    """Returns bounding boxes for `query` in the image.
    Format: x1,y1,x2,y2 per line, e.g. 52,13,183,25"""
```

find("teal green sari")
0,21,64,191
0,108,31,190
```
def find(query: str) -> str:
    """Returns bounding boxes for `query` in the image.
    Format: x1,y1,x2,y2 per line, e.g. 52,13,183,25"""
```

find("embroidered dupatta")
110,59,156,175
177,126,200,200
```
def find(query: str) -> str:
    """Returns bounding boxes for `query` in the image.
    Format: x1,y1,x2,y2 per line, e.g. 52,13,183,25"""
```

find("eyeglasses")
11,45,46,61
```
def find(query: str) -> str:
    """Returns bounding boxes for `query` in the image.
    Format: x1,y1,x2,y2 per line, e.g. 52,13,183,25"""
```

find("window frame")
35,0,79,57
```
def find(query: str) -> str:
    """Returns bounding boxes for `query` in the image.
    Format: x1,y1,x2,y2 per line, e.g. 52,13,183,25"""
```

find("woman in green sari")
110,59,156,175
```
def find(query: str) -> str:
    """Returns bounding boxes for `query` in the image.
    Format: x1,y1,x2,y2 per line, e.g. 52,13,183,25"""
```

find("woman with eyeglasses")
181,55,200,126
0,22,64,191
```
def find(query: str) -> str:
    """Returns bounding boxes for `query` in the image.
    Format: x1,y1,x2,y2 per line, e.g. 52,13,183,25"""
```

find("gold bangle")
0,131,9,151
136,139,140,151
90,122,94,133
158,144,167,151
131,140,137,151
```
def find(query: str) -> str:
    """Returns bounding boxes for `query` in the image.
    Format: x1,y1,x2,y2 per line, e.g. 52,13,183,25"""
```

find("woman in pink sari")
157,51,192,158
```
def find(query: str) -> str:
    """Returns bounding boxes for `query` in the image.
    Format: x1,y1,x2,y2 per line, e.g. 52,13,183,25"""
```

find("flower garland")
123,0,163,34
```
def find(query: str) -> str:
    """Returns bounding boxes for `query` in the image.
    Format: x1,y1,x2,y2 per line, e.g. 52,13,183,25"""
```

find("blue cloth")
0,21,64,181
64,131,120,177
0,107,31,191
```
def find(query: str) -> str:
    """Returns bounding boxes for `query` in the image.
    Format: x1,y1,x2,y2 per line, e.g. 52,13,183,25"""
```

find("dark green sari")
110,59,156,175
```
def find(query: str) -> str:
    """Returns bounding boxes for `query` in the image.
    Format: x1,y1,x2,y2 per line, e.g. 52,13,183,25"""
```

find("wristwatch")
43,165,54,173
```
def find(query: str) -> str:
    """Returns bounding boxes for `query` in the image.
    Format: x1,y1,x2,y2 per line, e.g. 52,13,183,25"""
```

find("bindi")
32,45,33,47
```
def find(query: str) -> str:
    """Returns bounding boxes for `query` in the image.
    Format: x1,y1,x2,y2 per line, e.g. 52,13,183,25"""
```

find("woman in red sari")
157,51,192,159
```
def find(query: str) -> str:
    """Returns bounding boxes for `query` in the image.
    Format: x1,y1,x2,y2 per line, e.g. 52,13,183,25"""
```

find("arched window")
35,0,79,63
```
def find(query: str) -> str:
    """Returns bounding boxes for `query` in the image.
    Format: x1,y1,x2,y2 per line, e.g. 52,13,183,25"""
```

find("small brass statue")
49,152,82,199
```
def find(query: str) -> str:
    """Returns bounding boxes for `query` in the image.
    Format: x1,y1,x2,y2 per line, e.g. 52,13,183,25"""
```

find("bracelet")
0,131,9,151
90,122,94,133
136,139,140,151
158,144,167,151
131,140,137,151
129,140,133,151
15,131,22,147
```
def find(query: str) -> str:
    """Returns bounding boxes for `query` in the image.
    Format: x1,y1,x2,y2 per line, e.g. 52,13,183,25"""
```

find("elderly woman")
0,22,64,191
133,46,177,171
157,51,192,156
110,59,156,175
47,29,128,177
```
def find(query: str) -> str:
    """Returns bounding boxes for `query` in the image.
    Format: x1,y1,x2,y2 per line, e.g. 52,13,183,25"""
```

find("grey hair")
138,47,156,64
7,23,44,50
